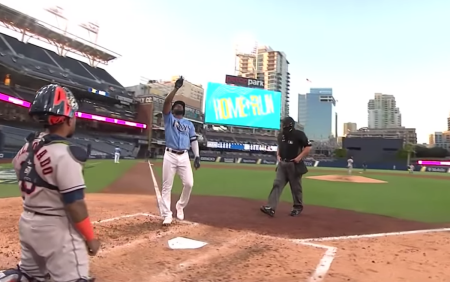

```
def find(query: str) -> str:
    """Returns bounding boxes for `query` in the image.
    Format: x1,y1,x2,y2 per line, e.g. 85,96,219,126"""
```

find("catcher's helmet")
172,100,185,115
29,84,78,125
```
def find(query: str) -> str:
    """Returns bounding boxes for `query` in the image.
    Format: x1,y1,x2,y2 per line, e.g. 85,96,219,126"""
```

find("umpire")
260,117,312,217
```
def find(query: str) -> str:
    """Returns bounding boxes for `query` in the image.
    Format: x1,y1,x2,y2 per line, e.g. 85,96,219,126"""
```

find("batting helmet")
29,84,78,125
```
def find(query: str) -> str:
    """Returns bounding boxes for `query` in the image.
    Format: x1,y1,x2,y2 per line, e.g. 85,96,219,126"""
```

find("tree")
334,148,347,158
404,143,415,165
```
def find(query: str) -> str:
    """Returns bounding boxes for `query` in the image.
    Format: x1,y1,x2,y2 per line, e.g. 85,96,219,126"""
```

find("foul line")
97,214,450,282
147,160,163,217
292,227,450,282
142,162,450,281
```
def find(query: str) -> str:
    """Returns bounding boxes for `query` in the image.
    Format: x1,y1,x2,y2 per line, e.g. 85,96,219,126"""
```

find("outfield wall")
2,152,447,174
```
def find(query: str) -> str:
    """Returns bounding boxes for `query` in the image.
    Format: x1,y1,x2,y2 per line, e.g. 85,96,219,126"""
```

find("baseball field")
1,159,450,282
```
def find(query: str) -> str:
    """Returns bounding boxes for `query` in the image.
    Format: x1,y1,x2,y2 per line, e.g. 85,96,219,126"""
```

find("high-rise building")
343,122,357,136
297,94,307,128
298,88,336,141
447,115,450,131
429,131,450,149
367,93,401,129
236,46,290,118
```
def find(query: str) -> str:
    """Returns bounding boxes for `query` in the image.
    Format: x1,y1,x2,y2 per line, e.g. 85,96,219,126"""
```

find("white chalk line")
145,161,450,281
293,227,450,282
95,218,198,257
147,160,163,217
146,234,249,282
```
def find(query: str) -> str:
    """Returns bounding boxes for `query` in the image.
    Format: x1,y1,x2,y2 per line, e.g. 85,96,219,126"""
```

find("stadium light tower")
79,21,100,45
45,6,68,34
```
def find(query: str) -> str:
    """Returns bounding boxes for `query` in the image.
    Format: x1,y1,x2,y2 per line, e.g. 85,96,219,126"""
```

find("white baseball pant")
160,151,194,219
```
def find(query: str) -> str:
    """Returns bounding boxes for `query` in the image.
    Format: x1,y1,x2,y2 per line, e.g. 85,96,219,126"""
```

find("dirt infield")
306,174,387,183
1,162,449,281
0,158,12,164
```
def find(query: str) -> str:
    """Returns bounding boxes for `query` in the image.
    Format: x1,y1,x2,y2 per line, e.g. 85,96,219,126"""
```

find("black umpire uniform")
261,117,312,217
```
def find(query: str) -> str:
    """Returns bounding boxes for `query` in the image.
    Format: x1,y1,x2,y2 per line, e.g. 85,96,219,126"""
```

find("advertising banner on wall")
239,158,258,164
220,157,236,163
260,159,277,165
200,156,217,162
225,75,265,89
424,166,449,173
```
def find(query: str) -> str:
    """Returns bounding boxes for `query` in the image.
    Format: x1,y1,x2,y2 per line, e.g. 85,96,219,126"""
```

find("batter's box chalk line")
145,161,450,282
293,227,450,282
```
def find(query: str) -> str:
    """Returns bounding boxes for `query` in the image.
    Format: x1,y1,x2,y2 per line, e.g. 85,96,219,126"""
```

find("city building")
298,88,336,141
429,131,450,149
297,94,307,128
347,127,417,145
125,77,204,109
236,46,290,118
367,93,402,129
447,115,450,131
343,122,357,136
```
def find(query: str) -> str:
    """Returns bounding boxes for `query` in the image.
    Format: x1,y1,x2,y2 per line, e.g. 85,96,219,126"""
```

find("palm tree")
405,143,416,166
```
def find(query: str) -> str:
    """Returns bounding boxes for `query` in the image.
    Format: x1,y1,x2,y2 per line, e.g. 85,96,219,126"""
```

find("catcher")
0,84,99,282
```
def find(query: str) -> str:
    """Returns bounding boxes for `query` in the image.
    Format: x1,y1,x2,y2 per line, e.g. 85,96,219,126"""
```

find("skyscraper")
343,122,357,136
236,46,290,118
447,114,450,131
368,93,401,128
298,88,336,141
297,94,307,128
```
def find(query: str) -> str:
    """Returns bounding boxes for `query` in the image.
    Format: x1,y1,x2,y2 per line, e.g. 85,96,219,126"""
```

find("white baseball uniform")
160,111,198,222
114,147,121,163
347,158,354,175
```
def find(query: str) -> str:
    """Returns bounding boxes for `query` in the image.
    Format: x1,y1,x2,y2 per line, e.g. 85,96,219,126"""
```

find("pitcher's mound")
307,175,387,183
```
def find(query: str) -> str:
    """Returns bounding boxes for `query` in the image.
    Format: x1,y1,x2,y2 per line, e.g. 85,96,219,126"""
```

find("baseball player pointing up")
160,76,200,225
1,84,98,282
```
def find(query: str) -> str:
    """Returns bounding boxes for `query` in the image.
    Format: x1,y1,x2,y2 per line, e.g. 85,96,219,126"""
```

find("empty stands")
0,33,125,92
2,125,136,158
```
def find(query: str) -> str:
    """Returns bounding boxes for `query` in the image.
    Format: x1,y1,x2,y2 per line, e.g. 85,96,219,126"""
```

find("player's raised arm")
56,145,100,256
163,76,184,115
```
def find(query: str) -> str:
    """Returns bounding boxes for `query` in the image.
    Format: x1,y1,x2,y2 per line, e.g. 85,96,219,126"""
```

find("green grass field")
1,160,449,223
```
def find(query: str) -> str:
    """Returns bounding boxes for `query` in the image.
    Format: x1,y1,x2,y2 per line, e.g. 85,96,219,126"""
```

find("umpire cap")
172,100,185,115
29,84,79,125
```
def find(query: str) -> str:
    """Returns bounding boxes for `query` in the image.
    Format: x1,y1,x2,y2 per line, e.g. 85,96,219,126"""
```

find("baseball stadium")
0,4,450,282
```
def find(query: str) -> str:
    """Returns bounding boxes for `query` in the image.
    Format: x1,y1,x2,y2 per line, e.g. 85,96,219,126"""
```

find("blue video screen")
204,82,281,130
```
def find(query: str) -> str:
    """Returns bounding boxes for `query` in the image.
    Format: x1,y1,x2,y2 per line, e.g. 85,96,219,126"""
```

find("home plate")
168,237,208,250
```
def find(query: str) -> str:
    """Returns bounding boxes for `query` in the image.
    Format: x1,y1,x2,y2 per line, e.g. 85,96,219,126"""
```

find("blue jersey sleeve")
189,122,197,142
163,112,173,125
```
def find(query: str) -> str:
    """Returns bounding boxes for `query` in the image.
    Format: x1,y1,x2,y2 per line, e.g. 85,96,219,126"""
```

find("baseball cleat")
290,209,302,217
176,205,184,220
162,217,172,225
260,206,275,217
